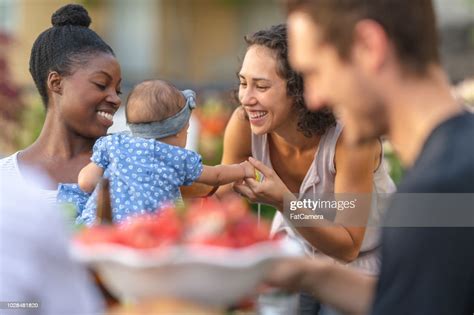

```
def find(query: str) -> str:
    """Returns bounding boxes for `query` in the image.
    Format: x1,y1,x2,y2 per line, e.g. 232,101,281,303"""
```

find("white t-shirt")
0,162,104,314
0,152,58,207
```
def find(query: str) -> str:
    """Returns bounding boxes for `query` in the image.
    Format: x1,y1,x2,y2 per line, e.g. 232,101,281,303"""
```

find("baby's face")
176,122,190,148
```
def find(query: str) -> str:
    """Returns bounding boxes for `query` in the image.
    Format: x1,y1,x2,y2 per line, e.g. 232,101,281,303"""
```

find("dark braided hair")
241,24,335,137
29,4,115,107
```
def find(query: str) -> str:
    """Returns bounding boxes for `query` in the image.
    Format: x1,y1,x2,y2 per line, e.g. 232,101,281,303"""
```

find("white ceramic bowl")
70,239,302,306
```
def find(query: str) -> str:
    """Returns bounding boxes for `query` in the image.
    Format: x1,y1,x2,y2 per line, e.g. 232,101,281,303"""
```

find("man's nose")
304,84,328,111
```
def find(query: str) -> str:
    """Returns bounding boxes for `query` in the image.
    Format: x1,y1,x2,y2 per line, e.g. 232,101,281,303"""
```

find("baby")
58,80,254,224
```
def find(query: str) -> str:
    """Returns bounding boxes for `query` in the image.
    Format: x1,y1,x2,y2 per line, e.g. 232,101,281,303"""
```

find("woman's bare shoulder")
222,107,252,164
335,130,381,173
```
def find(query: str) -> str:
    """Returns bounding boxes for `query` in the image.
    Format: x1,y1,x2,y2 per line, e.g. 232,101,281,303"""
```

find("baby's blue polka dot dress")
57,132,202,225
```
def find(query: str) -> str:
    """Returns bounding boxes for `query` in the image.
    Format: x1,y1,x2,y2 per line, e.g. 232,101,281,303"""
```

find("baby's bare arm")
78,162,104,193
197,161,254,186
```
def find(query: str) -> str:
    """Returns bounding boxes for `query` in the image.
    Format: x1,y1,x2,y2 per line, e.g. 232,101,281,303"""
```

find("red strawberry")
75,225,120,245
222,196,249,223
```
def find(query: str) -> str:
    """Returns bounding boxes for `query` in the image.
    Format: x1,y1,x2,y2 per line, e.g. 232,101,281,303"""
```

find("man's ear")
352,19,389,73
47,71,63,95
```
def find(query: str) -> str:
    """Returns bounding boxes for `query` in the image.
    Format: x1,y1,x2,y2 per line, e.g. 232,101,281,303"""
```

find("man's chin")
307,102,332,112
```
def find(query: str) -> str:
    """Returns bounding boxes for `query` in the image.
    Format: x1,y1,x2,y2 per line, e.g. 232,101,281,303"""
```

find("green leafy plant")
15,99,46,150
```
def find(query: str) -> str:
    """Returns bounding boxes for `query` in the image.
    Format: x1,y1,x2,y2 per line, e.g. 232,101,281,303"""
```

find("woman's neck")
17,113,97,187
269,122,321,156
267,121,322,194
23,113,95,160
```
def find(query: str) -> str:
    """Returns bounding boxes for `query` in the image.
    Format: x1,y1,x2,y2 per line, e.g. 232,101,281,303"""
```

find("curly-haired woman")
220,24,396,315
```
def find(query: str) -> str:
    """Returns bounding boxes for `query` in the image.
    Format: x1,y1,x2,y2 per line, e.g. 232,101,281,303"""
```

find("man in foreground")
254,1,474,314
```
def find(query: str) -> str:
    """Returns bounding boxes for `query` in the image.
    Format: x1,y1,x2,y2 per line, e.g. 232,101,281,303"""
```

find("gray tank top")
251,122,396,274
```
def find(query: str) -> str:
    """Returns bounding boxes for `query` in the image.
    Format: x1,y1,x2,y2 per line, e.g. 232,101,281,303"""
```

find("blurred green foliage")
15,100,46,150
385,151,404,185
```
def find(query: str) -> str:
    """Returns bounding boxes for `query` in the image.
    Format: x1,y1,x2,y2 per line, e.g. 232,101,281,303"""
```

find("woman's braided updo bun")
29,4,114,107
51,4,91,28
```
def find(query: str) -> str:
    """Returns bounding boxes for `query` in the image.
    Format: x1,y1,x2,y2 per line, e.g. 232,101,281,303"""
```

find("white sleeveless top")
251,122,396,275
0,152,58,208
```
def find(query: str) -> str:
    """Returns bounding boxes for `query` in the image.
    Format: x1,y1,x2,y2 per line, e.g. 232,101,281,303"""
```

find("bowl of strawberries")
71,196,301,306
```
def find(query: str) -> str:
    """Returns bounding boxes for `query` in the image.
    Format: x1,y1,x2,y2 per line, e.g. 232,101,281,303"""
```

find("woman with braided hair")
0,4,122,207
0,3,121,313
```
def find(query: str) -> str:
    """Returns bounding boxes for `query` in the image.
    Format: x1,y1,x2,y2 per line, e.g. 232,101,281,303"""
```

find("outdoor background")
1,0,474,184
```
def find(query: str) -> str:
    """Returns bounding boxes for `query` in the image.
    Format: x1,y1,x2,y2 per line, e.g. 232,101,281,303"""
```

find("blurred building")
1,0,285,92
1,0,473,91
0,0,473,153
435,0,474,82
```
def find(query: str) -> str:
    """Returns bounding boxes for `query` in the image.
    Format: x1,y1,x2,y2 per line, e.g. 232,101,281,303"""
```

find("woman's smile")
97,110,114,127
247,110,269,126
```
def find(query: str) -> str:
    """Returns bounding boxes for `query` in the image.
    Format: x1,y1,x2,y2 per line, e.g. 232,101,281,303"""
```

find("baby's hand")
240,161,256,179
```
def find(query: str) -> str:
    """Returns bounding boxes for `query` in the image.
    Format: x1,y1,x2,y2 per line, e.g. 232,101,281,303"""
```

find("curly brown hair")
237,23,335,137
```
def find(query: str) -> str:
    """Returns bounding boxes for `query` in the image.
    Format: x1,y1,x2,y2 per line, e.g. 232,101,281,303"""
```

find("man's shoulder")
400,112,474,193
373,226,474,314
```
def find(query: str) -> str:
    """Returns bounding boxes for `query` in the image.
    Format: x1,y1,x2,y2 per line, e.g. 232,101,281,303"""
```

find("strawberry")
75,197,273,250
75,225,120,245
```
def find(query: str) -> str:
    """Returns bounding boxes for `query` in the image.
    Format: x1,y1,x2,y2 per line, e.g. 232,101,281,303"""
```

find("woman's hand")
239,160,256,179
233,157,294,209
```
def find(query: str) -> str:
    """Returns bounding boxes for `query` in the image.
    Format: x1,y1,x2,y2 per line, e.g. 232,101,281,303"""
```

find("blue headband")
127,89,196,139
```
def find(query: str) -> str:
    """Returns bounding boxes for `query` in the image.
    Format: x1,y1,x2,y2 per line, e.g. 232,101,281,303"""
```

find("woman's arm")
78,162,104,193
264,257,376,315
295,133,380,261
243,132,381,262
215,107,253,196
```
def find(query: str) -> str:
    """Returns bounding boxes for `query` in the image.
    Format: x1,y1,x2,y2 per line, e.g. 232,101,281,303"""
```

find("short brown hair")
126,80,185,124
287,0,440,75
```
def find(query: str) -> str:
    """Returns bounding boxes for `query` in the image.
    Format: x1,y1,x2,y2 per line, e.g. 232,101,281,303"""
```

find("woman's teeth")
98,111,114,121
249,111,268,119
